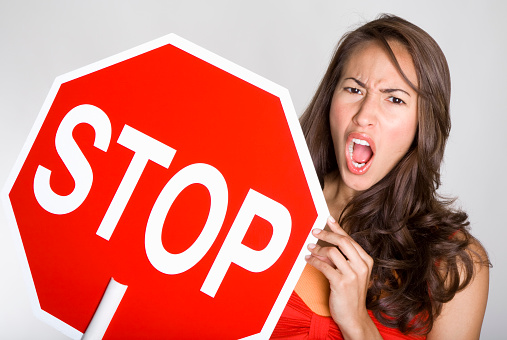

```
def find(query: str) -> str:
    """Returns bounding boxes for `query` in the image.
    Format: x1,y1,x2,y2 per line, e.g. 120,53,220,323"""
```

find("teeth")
352,161,366,168
352,138,369,146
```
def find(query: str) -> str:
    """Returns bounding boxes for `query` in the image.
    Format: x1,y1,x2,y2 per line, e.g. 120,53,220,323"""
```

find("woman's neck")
323,170,357,232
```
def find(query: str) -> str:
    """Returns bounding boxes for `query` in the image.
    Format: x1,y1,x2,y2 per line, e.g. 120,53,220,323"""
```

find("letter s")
33,104,112,214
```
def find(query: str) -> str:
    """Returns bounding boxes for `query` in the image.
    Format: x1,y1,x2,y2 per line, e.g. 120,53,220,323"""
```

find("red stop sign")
2,34,327,339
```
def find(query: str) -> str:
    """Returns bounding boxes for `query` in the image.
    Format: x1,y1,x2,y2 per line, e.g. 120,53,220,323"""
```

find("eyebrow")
344,77,411,97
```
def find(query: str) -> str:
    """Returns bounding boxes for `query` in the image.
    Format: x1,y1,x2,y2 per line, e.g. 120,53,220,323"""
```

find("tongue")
352,144,373,163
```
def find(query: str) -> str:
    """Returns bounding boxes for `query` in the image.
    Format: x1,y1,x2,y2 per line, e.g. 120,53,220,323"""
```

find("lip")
345,132,376,175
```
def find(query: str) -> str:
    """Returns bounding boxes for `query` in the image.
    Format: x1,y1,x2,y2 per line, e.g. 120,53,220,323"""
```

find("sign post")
2,34,328,339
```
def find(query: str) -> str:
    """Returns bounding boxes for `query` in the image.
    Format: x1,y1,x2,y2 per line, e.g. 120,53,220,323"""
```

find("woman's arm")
427,240,489,339
305,216,383,340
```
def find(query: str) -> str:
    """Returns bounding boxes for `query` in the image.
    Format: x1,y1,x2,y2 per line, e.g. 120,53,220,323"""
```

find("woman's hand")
305,216,382,340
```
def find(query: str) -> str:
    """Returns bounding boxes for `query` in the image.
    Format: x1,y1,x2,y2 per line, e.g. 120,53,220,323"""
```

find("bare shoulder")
428,236,490,340
466,237,490,268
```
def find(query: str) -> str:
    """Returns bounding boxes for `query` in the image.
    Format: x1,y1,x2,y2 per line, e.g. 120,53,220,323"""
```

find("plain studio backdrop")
1,1,505,339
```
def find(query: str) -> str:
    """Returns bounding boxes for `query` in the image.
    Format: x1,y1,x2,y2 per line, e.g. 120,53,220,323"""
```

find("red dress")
271,290,426,340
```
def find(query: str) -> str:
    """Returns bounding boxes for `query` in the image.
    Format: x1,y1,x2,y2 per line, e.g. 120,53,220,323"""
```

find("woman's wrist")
338,313,383,340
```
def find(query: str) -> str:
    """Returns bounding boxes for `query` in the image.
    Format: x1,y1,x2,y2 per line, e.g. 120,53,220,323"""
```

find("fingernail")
312,228,322,235
328,215,336,223
308,243,316,250
305,255,311,261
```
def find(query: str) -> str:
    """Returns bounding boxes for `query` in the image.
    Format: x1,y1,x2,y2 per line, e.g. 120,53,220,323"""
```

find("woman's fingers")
313,216,374,269
305,215,374,275
307,243,351,272
306,241,372,294
312,228,362,265
305,250,344,282
307,240,373,293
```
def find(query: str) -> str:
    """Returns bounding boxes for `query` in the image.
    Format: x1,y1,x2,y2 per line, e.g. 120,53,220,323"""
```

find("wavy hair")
300,14,488,334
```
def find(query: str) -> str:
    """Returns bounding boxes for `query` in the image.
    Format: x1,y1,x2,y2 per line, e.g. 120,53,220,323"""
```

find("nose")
352,93,378,128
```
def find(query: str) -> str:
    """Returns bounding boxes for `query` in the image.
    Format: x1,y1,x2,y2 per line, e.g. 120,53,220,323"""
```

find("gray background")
1,1,505,339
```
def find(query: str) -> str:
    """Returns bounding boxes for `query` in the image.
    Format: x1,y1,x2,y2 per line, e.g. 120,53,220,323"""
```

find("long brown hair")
301,14,488,334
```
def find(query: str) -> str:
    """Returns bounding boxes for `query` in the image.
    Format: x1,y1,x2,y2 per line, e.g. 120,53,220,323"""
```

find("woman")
272,14,490,339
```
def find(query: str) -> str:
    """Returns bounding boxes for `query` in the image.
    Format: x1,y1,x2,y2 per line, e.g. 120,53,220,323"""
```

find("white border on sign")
1,33,329,339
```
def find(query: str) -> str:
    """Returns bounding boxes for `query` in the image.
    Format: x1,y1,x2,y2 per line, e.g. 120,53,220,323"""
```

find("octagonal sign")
2,34,328,339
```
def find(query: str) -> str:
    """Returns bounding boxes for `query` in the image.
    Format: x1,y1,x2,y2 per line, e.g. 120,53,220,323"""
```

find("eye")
344,87,362,95
387,96,405,105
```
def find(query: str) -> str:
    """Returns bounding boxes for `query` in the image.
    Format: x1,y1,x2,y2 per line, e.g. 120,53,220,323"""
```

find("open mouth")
346,133,375,174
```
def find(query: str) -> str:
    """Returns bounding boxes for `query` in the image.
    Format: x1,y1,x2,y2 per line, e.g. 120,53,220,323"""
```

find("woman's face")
329,40,418,193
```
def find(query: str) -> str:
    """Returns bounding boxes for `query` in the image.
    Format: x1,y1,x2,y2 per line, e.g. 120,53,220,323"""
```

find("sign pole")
81,278,128,340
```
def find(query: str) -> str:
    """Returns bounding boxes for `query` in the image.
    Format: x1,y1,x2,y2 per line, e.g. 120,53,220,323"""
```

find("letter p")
200,189,291,298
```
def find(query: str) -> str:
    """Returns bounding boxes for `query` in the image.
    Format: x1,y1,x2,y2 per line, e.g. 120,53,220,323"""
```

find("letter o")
145,163,228,274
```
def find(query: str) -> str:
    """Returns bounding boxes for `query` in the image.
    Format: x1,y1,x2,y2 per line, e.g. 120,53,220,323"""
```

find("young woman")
272,14,490,340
